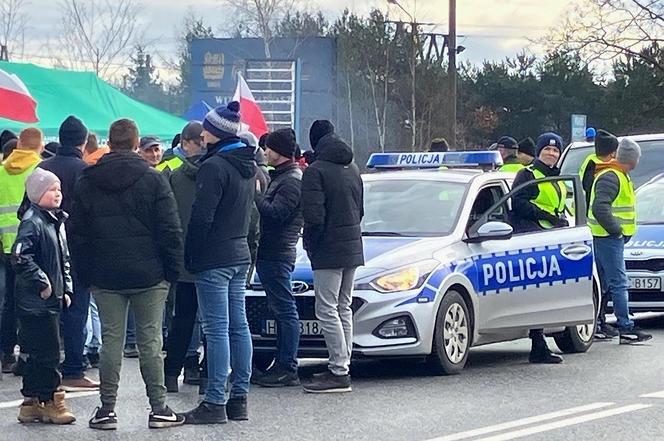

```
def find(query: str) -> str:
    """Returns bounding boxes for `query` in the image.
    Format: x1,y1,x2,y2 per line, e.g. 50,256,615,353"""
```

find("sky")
8,0,577,81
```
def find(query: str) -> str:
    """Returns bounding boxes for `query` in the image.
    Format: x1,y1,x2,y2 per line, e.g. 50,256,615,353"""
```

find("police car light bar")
366,151,504,169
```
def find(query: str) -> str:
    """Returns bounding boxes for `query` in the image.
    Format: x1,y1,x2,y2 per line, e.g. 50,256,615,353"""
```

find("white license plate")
629,276,661,290
263,320,324,336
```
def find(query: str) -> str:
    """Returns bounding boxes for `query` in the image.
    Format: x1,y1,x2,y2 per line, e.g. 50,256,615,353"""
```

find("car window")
468,185,507,228
362,179,467,236
636,181,664,224
560,139,664,188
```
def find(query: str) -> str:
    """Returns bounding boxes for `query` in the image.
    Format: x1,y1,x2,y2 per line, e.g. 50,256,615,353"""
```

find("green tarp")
0,61,186,141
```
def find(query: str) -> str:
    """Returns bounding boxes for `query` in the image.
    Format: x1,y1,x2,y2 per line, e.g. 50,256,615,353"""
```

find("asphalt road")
1,315,663,441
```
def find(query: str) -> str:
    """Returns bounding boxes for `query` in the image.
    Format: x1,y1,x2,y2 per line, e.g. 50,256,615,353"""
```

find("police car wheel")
553,289,597,353
428,290,471,375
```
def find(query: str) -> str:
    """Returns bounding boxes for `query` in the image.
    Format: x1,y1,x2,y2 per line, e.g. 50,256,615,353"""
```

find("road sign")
571,114,587,142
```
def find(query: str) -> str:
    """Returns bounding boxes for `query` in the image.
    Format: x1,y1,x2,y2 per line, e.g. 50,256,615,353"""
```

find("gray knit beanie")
616,138,641,166
26,168,60,204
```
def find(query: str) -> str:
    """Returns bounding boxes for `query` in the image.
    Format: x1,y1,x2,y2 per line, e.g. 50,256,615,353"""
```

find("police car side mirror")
466,221,513,243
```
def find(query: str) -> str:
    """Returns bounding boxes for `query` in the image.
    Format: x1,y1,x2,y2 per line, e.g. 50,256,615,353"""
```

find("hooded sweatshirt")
69,151,183,290
185,140,257,273
2,149,41,175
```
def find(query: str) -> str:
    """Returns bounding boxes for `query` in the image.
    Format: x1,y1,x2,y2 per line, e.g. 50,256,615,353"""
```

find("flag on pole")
0,68,38,123
233,73,268,138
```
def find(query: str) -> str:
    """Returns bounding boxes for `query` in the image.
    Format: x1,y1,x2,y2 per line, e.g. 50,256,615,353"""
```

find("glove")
553,216,569,228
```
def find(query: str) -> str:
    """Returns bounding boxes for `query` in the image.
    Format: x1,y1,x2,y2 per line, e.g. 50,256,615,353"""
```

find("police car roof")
362,168,503,184
567,133,664,150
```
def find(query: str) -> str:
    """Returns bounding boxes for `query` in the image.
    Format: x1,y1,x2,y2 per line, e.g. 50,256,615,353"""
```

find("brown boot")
17,398,42,423
40,391,76,424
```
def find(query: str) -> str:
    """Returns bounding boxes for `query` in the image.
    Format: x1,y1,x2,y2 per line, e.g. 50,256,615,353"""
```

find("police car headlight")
369,260,438,293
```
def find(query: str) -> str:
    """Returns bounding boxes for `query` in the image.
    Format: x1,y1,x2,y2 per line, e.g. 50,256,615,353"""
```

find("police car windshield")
362,179,466,236
560,139,664,188
636,180,664,224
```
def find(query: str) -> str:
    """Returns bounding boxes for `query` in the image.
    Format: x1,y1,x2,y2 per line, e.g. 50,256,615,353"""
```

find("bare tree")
548,0,664,72
55,0,142,78
220,0,297,58
0,0,27,60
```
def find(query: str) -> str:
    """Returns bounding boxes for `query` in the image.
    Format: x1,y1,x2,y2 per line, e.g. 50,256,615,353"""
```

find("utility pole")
0,45,8,61
448,0,457,149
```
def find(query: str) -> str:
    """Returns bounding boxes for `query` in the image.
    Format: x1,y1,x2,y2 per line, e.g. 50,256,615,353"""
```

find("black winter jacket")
301,134,364,270
70,151,183,290
185,140,257,273
256,162,303,264
11,206,73,316
511,160,567,234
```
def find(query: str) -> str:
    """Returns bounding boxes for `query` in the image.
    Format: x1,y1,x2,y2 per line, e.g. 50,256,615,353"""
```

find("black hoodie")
70,151,183,290
185,140,257,273
301,133,364,270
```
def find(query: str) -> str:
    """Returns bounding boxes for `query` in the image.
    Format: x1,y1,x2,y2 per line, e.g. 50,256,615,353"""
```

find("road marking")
428,402,614,441
640,390,664,398
0,390,98,409
474,404,652,441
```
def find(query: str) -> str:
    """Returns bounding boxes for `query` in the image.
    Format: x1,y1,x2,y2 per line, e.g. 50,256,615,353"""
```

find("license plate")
263,320,324,336
629,276,661,290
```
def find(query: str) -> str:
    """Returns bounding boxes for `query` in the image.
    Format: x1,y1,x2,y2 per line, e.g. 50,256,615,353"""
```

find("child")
11,168,76,424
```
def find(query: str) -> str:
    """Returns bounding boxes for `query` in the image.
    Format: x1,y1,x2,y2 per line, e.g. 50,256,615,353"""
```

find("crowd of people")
0,101,653,430
0,101,364,429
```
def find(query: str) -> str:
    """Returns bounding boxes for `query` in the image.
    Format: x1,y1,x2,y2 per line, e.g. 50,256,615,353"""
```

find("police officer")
589,138,652,344
578,129,619,340
511,132,567,364
493,136,520,172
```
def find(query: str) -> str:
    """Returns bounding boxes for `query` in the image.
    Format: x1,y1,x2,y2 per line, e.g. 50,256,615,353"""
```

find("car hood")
252,235,454,287
624,224,664,260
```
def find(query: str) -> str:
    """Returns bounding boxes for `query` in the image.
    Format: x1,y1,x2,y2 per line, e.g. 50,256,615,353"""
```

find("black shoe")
595,323,619,340
123,344,139,358
619,327,653,344
12,357,26,376
529,345,564,364
149,406,185,429
89,407,118,430
303,371,352,394
184,367,200,385
183,402,227,425
86,352,100,369
1,354,16,374
199,377,208,395
165,376,179,393
255,366,300,387
226,396,248,421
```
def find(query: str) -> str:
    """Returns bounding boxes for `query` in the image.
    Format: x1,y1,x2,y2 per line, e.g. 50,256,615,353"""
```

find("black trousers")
19,314,61,402
0,258,17,356
164,282,199,377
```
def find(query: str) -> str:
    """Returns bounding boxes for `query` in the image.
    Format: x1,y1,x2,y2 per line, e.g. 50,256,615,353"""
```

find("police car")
624,174,664,311
247,152,598,374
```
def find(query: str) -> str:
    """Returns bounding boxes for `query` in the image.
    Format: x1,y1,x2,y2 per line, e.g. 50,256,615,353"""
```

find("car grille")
246,296,365,336
626,259,664,272
628,291,664,302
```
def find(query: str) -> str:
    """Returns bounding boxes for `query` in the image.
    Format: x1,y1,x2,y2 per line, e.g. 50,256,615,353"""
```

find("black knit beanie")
266,128,297,158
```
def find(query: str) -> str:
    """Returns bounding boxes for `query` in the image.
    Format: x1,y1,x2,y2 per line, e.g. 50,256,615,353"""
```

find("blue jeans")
61,271,90,379
196,265,251,405
256,260,299,372
594,236,634,330
85,297,102,353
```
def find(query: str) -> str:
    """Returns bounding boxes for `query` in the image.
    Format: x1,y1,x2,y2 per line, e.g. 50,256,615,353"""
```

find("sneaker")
529,344,563,364
86,352,100,369
40,391,76,424
165,376,179,393
255,366,300,387
61,376,100,392
595,323,619,340
149,406,185,429
1,354,16,374
17,398,41,423
123,344,139,358
183,367,200,385
302,371,352,394
183,401,227,425
226,396,248,421
89,407,118,430
619,327,653,344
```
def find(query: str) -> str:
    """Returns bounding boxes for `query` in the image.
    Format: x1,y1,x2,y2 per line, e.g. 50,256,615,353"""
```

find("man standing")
138,136,164,168
495,136,523,172
253,129,303,388
0,128,43,374
182,102,256,424
301,120,363,393
70,119,184,430
38,116,99,391
589,138,652,344
158,122,205,173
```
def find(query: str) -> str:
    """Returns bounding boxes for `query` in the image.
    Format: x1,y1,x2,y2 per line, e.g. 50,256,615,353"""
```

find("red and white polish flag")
233,73,268,138
0,68,38,123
